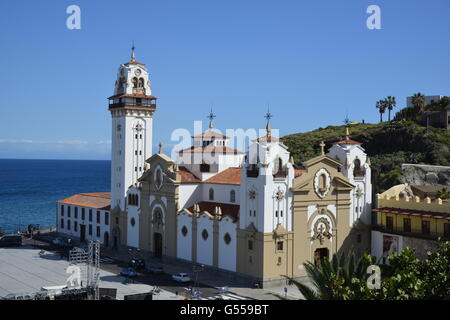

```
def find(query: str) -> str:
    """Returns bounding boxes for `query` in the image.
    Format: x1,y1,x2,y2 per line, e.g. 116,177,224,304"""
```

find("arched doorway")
104,232,109,247
112,227,120,251
154,233,162,258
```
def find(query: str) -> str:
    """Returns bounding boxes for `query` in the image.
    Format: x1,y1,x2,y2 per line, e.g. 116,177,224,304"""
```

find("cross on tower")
319,141,325,155
207,108,216,129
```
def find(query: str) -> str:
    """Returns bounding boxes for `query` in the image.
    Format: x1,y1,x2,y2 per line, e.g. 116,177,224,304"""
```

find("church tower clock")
108,47,157,211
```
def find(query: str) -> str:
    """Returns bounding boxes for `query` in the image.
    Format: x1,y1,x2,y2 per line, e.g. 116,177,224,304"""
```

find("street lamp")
192,264,205,298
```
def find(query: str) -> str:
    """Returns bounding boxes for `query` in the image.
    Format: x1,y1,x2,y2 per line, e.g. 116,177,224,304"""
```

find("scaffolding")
69,240,100,300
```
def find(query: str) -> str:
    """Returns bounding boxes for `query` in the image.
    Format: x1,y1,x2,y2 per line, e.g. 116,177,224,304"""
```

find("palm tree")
411,92,426,114
279,252,373,300
385,96,396,121
376,99,387,123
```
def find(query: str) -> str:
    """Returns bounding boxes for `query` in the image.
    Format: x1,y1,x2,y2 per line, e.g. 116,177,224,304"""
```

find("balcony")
109,101,156,110
273,170,288,178
373,224,450,241
353,169,365,178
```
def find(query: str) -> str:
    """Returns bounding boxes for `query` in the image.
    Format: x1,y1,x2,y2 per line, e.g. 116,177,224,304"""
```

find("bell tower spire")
207,108,216,129
264,108,273,137
131,42,136,62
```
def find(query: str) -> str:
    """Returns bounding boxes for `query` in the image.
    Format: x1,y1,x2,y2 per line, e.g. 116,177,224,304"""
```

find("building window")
89,209,92,222
89,225,92,235
224,233,231,245
67,220,71,231
254,210,256,217
209,188,214,201
96,226,100,237
181,226,188,237
422,220,430,235
130,217,135,227
74,207,78,219
357,234,362,243
60,219,64,229
280,210,283,217
444,223,450,238
202,229,209,240
82,208,85,220
249,210,252,216
60,205,64,217
230,190,236,203
277,241,284,251
386,216,394,231
105,212,109,226
403,218,411,233
248,240,254,251
97,211,100,224
68,206,71,218
74,222,78,232
115,217,119,224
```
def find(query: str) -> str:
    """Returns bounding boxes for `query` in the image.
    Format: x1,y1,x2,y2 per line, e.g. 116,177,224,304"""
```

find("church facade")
57,53,373,287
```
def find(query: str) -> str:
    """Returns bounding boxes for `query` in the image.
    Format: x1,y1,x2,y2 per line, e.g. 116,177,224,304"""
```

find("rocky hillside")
282,121,450,194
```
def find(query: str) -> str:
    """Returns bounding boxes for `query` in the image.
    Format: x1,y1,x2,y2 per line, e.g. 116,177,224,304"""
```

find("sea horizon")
0,159,110,234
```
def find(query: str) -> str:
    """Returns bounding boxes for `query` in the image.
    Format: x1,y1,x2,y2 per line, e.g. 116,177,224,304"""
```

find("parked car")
172,273,191,283
0,234,22,247
120,267,138,278
128,258,146,270
147,265,164,274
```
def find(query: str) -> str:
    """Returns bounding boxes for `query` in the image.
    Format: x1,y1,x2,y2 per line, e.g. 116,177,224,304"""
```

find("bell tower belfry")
108,48,157,211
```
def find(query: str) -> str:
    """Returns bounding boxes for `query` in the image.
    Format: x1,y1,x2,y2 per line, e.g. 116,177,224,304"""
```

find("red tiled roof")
192,130,229,139
333,139,361,145
204,167,241,185
108,93,158,100
187,201,239,221
178,146,243,154
253,135,282,143
373,207,450,220
125,61,145,66
58,192,111,210
178,166,202,183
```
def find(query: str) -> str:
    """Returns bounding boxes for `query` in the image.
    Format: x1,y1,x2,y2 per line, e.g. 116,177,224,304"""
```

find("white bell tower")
109,47,157,211
327,127,372,226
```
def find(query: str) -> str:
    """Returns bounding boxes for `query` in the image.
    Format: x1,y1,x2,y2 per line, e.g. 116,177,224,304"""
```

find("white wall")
196,215,214,266
371,230,404,263
57,203,110,245
177,211,193,261
218,216,237,272
178,184,201,209
201,183,240,205
126,189,140,248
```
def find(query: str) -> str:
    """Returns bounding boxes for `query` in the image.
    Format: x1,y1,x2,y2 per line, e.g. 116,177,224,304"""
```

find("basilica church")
57,52,372,287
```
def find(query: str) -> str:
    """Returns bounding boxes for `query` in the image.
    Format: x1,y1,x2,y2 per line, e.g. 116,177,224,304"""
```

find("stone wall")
401,163,450,186
402,236,439,260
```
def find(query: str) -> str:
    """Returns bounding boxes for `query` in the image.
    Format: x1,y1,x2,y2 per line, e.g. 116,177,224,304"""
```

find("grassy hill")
282,121,450,194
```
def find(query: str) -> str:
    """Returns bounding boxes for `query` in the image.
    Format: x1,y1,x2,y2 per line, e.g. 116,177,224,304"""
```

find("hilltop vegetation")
282,121,450,194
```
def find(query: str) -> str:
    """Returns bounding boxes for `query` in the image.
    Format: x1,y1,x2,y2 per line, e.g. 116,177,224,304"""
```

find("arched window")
132,77,138,88
138,78,144,88
209,188,214,201
230,190,236,203
278,158,283,172
353,158,364,177
319,174,327,191
135,194,139,206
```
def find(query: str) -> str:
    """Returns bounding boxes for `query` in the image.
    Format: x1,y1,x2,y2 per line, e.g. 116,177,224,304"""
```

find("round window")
202,229,209,240
130,217,135,227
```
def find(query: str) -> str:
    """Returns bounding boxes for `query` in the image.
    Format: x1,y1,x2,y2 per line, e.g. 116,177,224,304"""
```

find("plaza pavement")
0,246,182,300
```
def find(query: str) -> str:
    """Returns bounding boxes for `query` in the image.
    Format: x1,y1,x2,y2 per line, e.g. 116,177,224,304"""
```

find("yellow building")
371,184,450,261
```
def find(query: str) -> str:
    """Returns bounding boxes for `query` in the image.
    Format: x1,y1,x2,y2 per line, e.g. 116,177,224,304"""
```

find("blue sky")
0,0,449,160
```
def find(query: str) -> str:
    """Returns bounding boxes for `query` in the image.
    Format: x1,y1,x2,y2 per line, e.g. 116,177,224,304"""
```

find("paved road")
22,237,251,300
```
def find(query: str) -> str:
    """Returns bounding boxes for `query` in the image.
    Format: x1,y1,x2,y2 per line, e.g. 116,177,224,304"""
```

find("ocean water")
0,159,110,234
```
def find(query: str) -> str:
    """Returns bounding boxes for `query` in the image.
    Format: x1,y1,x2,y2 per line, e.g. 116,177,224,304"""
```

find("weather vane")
265,107,273,136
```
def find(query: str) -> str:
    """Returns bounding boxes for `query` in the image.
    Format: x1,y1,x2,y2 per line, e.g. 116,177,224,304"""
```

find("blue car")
120,267,138,278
